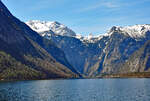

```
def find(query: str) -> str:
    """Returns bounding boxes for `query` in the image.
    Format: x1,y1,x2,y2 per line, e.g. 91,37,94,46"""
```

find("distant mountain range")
27,20,150,77
0,0,150,80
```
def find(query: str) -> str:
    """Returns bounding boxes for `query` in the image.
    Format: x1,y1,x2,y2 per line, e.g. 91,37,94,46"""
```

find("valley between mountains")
0,1,150,80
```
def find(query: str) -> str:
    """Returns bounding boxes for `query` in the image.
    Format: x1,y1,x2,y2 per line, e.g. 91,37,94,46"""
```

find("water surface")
0,79,150,101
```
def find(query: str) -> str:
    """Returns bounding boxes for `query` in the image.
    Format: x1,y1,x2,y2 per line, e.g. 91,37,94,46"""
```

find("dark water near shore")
0,79,150,101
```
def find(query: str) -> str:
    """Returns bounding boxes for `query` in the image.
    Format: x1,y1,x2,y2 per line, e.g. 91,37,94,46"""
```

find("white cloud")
102,2,119,8
77,1,119,13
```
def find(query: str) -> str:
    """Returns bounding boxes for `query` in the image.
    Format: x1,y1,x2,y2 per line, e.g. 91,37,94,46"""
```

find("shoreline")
1,76,150,82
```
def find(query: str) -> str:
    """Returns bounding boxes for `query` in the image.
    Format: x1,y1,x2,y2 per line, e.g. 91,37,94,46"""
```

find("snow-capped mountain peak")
26,20,76,37
108,24,150,38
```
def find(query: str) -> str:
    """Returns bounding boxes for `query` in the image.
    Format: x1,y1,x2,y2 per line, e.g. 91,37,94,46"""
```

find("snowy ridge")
26,20,106,43
75,24,150,42
109,24,150,38
75,34,105,43
26,20,76,37
26,20,150,42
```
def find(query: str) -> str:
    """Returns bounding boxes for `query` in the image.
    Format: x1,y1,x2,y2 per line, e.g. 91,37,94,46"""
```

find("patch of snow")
26,20,76,37
108,24,150,38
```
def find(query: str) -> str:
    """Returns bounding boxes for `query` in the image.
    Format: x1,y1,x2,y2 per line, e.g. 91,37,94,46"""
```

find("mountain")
27,20,150,77
26,20,76,37
0,1,79,80
97,25,150,74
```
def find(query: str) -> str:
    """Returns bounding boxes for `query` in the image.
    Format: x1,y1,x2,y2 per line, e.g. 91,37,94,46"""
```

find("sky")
2,0,150,36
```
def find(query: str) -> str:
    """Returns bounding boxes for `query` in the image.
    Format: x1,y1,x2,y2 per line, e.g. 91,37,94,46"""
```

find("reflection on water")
0,79,150,101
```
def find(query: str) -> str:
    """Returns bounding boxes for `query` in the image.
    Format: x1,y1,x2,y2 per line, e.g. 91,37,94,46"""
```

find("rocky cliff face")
99,28,148,73
119,40,150,73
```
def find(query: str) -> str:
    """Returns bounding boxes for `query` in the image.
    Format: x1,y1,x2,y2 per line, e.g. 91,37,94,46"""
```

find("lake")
0,79,150,101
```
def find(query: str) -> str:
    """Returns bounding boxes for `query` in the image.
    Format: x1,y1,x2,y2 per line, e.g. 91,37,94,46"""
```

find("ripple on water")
0,79,150,101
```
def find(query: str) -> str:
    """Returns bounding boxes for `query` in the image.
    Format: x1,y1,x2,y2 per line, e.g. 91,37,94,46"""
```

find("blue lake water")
0,79,150,101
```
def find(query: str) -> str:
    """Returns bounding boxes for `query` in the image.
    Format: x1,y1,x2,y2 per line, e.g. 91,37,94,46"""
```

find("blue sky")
2,0,150,36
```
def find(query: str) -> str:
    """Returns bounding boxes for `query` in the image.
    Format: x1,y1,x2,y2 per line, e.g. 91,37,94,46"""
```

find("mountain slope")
16,19,80,76
99,40,150,78
0,1,78,80
119,40,150,73
0,51,43,80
